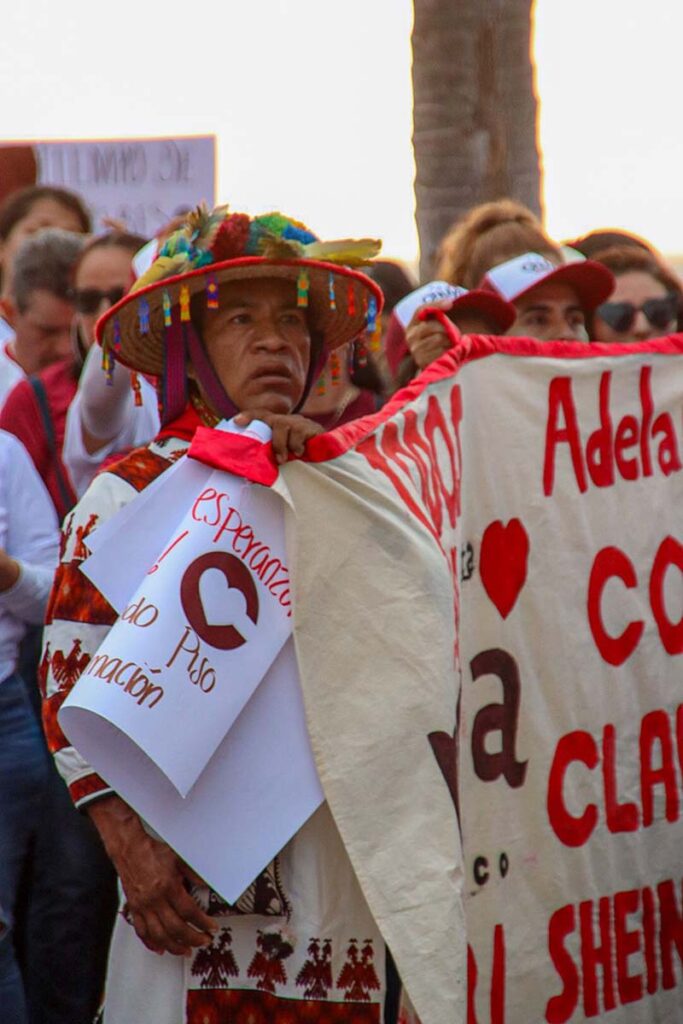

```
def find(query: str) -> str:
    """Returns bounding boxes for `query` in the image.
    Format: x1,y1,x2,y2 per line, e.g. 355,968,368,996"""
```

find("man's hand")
88,795,217,956
405,308,452,370
233,411,324,464
0,549,20,592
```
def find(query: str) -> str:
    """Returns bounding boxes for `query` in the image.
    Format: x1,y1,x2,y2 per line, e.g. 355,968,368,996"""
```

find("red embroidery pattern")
73,513,99,560
186,989,381,1024
247,930,294,994
336,940,381,1002
191,927,239,989
69,772,110,805
59,513,74,560
51,639,90,690
295,938,333,999
106,446,171,492
42,689,70,753
45,563,116,627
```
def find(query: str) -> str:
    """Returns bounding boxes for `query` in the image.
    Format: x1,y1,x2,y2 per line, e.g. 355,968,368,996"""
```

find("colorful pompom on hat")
96,204,383,380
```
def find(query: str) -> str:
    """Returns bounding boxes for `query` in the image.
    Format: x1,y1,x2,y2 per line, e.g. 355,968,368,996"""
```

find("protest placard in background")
0,135,216,236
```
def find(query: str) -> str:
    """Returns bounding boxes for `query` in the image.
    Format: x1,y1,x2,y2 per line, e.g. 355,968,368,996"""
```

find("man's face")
508,281,587,342
10,288,74,374
200,278,312,414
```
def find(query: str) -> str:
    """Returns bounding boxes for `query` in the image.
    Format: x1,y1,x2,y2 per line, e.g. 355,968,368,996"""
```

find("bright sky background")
1,0,681,264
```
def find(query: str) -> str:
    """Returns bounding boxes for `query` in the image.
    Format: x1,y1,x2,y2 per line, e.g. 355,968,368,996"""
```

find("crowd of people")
0,182,680,1024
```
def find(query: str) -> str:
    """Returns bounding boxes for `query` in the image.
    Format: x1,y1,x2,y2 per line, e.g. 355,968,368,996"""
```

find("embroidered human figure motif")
191,927,239,989
247,930,294,993
295,937,333,999
73,513,99,560
59,512,75,560
51,639,90,690
336,938,381,1002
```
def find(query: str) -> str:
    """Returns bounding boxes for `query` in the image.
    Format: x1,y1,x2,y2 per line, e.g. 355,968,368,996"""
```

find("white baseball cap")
481,252,615,311
385,280,516,376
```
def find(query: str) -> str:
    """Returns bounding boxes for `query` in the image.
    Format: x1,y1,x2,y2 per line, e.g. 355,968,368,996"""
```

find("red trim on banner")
304,323,683,464
188,426,278,485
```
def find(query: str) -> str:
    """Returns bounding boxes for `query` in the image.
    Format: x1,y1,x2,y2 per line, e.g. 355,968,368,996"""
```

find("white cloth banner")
273,330,683,1024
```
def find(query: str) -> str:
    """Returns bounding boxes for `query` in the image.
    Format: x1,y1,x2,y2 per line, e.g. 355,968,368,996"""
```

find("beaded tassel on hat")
101,345,116,385
206,273,219,309
113,318,122,351
138,298,150,335
366,295,382,353
179,285,191,322
162,290,172,327
130,372,143,407
330,349,341,385
297,270,310,307
328,273,336,310
347,283,356,316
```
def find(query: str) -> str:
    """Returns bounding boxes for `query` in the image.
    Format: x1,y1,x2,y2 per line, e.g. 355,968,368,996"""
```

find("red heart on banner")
479,519,529,619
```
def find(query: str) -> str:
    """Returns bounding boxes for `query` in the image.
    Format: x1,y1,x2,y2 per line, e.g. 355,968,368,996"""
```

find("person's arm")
77,343,139,455
42,462,215,956
0,433,58,624
88,795,217,956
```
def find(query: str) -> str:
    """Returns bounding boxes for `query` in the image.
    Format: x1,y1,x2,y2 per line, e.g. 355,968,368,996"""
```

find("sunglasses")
70,286,126,314
596,294,679,334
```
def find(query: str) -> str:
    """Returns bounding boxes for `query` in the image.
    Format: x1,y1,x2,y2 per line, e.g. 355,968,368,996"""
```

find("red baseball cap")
480,252,615,312
384,280,516,377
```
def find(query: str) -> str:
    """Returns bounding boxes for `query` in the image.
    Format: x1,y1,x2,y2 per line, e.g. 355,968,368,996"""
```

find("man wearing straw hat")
41,205,394,1023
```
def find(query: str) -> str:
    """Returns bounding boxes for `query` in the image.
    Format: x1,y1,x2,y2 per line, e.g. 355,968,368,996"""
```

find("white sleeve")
63,356,160,497
0,432,59,623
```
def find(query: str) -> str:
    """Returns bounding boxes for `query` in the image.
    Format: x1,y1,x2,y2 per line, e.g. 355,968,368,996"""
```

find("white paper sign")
63,638,323,903
63,461,292,797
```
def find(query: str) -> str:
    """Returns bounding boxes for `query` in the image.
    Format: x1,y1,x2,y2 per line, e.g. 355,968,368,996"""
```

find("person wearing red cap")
384,280,516,390
480,252,615,342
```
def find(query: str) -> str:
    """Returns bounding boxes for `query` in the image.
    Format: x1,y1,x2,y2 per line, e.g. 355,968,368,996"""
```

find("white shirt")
0,431,59,684
62,374,159,498
0,336,25,410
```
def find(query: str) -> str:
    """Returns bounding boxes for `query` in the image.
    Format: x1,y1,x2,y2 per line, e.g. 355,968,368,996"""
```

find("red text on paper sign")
191,487,291,614
546,876,683,1021
548,701,683,848
543,366,681,496
587,536,682,665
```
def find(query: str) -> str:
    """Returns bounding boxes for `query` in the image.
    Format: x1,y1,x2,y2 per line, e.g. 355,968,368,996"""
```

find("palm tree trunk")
412,0,542,280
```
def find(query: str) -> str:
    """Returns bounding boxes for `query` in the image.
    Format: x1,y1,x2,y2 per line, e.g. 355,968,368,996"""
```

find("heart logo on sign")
180,552,259,650
479,519,529,619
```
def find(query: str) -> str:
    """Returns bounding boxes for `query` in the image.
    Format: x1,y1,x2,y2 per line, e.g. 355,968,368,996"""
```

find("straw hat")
96,205,383,378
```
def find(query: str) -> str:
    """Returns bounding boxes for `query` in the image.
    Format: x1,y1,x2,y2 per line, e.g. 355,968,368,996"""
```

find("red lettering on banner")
546,905,579,1023
543,367,681,496
587,547,643,666
357,385,463,554
548,703,683,847
602,723,638,833
580,897,616,1016
547,731,599,847
640,710,679,827
546,878,683,1020
543,378,587,496
467,925,506,1024
587,536,682,663
650,536,683,655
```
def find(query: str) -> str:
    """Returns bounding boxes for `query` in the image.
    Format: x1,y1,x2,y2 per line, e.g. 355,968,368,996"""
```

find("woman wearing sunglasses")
590,246,682,344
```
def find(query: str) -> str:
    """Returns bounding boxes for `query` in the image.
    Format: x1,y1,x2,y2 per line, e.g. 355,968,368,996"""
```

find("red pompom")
211,213,251,262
